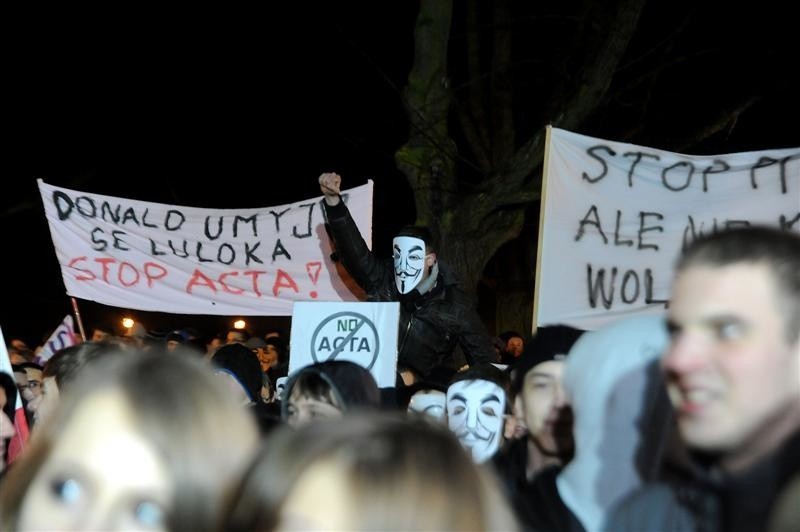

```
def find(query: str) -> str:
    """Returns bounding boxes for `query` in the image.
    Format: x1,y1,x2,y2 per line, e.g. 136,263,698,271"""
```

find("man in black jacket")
318,172,495,381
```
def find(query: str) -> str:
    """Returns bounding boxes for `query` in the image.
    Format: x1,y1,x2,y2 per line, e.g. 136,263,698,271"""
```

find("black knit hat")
511,325,584,395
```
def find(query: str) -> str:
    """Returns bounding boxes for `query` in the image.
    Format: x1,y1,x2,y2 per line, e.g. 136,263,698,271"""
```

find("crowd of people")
0,176,797,531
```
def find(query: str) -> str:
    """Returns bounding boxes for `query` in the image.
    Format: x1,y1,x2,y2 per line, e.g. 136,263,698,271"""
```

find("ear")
425,252,437,267
510,395,529,438
513,396,527,428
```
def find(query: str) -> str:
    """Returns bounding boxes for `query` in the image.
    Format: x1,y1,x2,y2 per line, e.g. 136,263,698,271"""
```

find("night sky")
3,1,798,345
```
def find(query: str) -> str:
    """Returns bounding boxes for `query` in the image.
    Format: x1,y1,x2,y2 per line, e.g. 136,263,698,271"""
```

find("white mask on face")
393,236,427,294
408,390,446,422
446,379,506,463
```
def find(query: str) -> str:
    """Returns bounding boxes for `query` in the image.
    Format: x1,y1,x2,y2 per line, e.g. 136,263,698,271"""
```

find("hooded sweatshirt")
556,315,673,532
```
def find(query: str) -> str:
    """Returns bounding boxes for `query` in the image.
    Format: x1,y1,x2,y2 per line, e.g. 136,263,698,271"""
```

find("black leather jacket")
322,199,495,377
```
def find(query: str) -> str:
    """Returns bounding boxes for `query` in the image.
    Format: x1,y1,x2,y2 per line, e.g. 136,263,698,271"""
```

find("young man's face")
517,360,573,458
255,345,279,372
663,263,800,454
24,367,44,399
446,379,506,463
392,236,433,294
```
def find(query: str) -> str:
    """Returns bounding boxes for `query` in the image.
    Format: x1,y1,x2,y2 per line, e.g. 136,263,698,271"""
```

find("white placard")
289,301,399,388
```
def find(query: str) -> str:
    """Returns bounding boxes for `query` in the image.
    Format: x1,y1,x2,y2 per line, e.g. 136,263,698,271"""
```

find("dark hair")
677,226,800,342
16,362,43,373
287,371,338,405
498,330,524,343
165,330,189,344
43,342,119,390
449,363,510,399
211,344,263,402
0,372,16,423
396,225,437,253
281,361,381,420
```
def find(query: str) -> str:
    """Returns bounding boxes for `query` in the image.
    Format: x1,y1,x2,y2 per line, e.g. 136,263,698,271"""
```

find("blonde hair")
224,413,519,531
0,349,259,531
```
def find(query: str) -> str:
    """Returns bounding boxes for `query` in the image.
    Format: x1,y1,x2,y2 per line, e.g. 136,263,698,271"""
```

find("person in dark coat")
318,172,495,380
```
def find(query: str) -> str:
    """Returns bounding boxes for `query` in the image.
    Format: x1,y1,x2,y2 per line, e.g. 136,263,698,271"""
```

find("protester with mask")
445,363,510,464
318,172,495,380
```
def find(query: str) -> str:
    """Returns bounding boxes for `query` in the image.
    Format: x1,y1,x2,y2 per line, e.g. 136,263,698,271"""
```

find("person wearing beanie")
492,325,583,528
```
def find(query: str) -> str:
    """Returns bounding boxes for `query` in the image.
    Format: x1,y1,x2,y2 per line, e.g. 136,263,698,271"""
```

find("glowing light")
233,319,247,330
122,317,135,329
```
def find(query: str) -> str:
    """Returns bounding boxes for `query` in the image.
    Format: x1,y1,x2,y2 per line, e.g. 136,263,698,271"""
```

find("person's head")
37,342,119,426
559,315,672,530
164,330,188,352
512,325,583,460
0,372,16,427
393,225,438,294
499,331,525,359
205,333,224,357
282,361,380,429
264,328,286,340
225,328,249,344
446,364,509,463
664,227,800,470
20,363,43,399
244,337,282,373
0,373,17,469
407,385,447,422
123,323,147,349
7,346,33,365
211,343,264,405
91,321,116,343
0,349,259,531
11,365,32,403
9,338,29,352
224,414,519,531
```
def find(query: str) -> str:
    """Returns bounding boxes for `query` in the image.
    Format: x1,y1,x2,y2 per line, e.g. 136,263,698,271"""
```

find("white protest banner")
39,180,373,315
534,127,799,331
289,301,399,388
37,315,79,363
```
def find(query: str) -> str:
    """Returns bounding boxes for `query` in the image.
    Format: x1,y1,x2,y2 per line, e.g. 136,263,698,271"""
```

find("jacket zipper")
398,315,414,355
